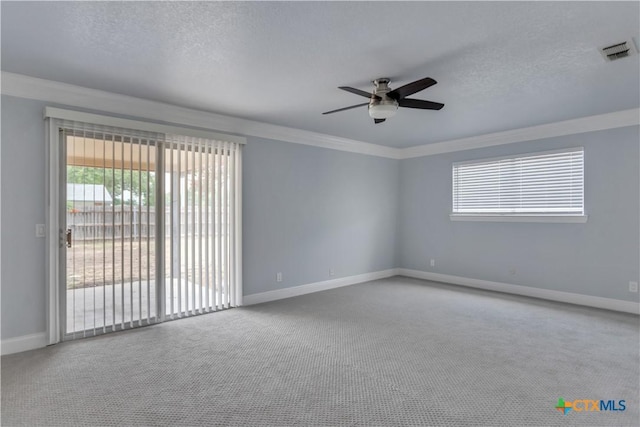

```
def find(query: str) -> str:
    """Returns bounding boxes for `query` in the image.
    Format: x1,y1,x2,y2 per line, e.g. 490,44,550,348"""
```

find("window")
451,148,586,222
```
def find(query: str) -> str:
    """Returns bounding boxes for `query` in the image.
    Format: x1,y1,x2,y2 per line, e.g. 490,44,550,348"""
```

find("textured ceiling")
2,1,639,148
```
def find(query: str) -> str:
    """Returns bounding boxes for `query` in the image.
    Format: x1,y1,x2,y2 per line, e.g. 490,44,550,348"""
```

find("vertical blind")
163,135,242,319
59,118,242,340
63,122,161,338
452,148,584,215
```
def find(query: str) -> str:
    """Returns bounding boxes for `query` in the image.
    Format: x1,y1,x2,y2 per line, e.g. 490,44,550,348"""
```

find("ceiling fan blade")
398,98,444,110
339,86,381,100
374,118,386,124
387,77,437,101
322,102,369,115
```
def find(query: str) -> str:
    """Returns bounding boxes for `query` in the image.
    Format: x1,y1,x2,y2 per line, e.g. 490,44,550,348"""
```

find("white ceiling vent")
600,40,636,62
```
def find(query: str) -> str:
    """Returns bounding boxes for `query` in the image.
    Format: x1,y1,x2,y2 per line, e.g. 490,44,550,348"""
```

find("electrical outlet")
35,224,46,238
430,259,435,267
629,281,638,293
329,268,335,276
509,268,517,276
276,272,282,282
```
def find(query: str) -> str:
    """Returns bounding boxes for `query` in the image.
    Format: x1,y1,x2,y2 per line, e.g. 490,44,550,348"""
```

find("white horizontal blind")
452,148,584,215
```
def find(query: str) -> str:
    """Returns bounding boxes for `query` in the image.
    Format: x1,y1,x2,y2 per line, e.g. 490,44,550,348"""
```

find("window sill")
449,214,588,223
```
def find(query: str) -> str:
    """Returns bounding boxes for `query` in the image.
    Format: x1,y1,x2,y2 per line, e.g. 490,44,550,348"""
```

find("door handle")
66,228,72,248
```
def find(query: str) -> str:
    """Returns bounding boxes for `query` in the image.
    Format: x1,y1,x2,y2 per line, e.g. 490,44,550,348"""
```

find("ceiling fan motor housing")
322,75,442,121
369,78,399,119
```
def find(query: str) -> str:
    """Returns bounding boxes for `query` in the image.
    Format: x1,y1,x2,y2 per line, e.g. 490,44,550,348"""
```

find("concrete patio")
66,279,227,334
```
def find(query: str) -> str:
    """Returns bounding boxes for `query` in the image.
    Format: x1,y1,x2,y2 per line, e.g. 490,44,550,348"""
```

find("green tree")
67,166,156,206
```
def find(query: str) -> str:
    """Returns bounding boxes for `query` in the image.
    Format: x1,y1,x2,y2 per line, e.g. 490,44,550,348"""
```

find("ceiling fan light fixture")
323,76,443,121
368,102,398,119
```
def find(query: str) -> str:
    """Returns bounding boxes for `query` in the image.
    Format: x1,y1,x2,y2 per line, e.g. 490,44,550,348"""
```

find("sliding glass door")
58,120,241,340
63,128,160,338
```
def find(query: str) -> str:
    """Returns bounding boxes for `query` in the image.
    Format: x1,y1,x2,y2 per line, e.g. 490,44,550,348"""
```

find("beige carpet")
2,276,638,426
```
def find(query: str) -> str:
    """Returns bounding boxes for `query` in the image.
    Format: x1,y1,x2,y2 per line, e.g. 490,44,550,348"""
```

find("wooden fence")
67,207,221,241
67,207,155,241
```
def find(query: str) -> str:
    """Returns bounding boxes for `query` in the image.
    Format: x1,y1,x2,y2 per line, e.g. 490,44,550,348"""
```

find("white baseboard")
243,269,399,306
5,269,632,356
1,332,48,356
398,269,640,315
1,270,397,355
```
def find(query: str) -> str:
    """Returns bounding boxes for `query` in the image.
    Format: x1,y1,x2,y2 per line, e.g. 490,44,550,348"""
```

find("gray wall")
0,95,399,340
399,126,640,302
1,93,638,341
1,96,48,339
243,137,399,295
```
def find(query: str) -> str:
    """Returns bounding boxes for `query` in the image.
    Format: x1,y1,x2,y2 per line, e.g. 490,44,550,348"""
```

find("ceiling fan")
322,77,444,124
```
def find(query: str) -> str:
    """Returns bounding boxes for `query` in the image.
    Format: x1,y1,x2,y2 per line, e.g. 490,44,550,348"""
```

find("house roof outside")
67,183,113,203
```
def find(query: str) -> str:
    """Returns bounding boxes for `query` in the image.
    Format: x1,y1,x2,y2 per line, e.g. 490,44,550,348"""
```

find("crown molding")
2,72,637,160
1,72,400,159
399,108,640,159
